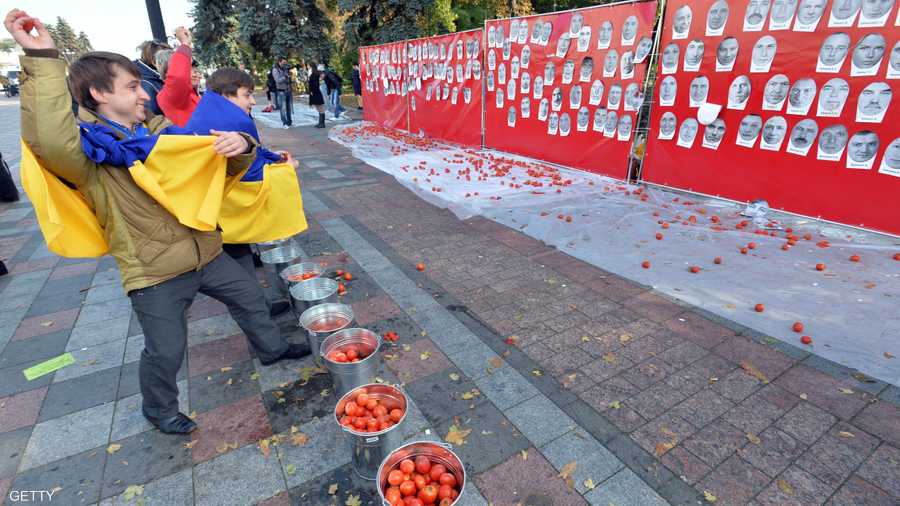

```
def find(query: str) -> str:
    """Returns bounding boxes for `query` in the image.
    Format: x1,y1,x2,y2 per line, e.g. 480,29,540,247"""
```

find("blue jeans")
276,90,292,126
330,89,344,118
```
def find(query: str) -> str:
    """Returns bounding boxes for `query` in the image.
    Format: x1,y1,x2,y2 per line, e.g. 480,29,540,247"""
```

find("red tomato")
406,498,424,506
388,470,405,486
399,480,417,497
413,473,428,491
366,398,379,411
356,392,369,405
373,405,388,418
339,416,352,427
367,418,379,432
740,247,748,254
641,260,650,269
331,352,348,363
353,417,366,430
344,403,356,416
429,464,447,481
418,484,438,504
346,348,359,361
747,242,757,249
850,255,860,262
437,484,453,500
792,322,804,333
343,272,353,281
689,266,700,273
390,409,404,422
438,499,452,506
415,456,432,475
399,459,415,475
754,303,765,313
655,233,663,240
713,257,722,264
416,263,426,271
800,335,812,345
386,486,402,505
438,473,457,488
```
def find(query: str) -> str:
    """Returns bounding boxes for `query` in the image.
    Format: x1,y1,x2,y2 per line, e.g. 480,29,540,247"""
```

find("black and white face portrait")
511,57,520,79
889,41,900,78
590,80,605,105
728,75,752,108
503,39,512,60
531,21,542,43
521,72,531,94
507,78,517,101
859,0,895,25
451,87,459,104
737,114,763,146
541,20,553,45
847,131,879,167
507,105,517,127
604,111,618,136
673,5,693,39
496,26,504,46
593,108,608,132
677,118,699,147
496,89,504,108
544,62,555,84
744,0,772,29
539,98,550,120
521,97,531,118
552,86,563,111
769,0,798,28
818,124,849,159
488,49,497,70
559,112,572,137
787,78,817,114
659,112,677,139
856,81,892,121
518,21,528,43
604,49,619,77
486,71,495,91
817,33,851,72
570,13,584,35
521,46,531,68
751,35,777,72
556,34,571,58
689,75,710,106
510,20,520,42
761,116,788,149
706,0,730,35
794,0,828,29
817,78,850,116
563,59,575,84
580,57,594,82
684,39,705,71
702,118,727,148
473,61,482,79
660,76,677,105
577,27,592,52
570,85,583,109
829,0,861,25
463,87,472,103
548,112,559,135
533,75,544,99
716,37,739,71
787,118,818,155
598,21,614,48
498,63,506,84
625,83,642,111
488,26,497,48
763,74,790,109
618,114,633,140
607,84,623,109
456,41,463,60
622,15,638,45
851,34,886,76
662,43,680,73
878,137,900,175
620,52,635,78
635,37,653,63
577,106,590,131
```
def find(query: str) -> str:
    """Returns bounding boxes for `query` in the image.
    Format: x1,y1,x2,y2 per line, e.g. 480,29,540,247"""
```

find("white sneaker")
282,125,290,129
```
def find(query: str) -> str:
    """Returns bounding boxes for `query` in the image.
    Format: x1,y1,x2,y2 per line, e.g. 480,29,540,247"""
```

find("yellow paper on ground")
19,140,109,258
23,353,75,380
220,162,308,244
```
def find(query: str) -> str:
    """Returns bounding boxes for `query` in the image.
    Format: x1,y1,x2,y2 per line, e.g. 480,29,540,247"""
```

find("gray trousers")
129,252,288,419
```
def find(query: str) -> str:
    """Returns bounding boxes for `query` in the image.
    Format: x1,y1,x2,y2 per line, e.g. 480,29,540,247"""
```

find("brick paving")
0,94,898,505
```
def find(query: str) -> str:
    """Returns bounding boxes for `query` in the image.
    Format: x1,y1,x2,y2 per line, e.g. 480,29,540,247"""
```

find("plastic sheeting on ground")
330,121,900,387
252,101,351,129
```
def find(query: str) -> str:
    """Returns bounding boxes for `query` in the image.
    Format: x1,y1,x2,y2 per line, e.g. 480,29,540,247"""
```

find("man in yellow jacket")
6,9,309,435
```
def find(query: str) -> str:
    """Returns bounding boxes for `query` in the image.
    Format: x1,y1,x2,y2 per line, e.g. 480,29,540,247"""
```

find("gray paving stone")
28,243,56,260
10,445,106,505
110,380,189,441
0,329,69,369
301,191,330,212
448,341,502,381
99,468,193,506
0,426,30,478
456,482,490,506
278,415,351,487
123,332,145,364
91,268,122,287
76,298,132,327
306,159,327,168
84,282,126,305
187,313,242,347
252,354,317,393
66,316,130,351
0,269,51,300
0,207,31,223
540,429,624,494
53,338,126,383
505,395,576,448
399,396,432,440
584,468,669,506
39,366,120,422
19,402,114,471
473,364,540,410
194,443,287,506
318,168,346,179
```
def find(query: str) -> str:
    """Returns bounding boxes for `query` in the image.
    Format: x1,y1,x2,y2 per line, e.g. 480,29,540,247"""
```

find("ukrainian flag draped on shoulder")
79,120,231,232
19,140,108,257
185,91,307,244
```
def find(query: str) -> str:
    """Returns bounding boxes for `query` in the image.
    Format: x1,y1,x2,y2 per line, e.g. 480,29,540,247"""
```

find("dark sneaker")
143,411,197,434
260,343,311,366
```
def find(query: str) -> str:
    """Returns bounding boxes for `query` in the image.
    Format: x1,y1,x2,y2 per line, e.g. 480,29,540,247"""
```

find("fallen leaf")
188,411,197,419
703,490,717,502
277,398,286,404
327,483,339,495
123,485,144,501
226,378,233,386
480,430,493,435
249,372,260,381
320,388,330,397
445,424,472,446
420,351,432,361
746,433,761,445
655,441,676,456
740,360,770,384
708,377,719,383
885,352,895,359
776,478,794,496
799,393,808,400
489,357,503,369
602,352,617,364
584,478,596,490
448,372,460,381
521,449,528,460
581,335,591,343
558,461,577,489
608,401,622,410
220,367,232,373
618,333,634,344
292,432,310,446
460,389,481,400
402,344,412,352
532,369,543,376
838,388,854,394
837,431,855,438
286,464,296,475
106,443,122,454
182,441,195,449
39,321,54,327
259,439,271,458
851,372,876,383
346,494,362,506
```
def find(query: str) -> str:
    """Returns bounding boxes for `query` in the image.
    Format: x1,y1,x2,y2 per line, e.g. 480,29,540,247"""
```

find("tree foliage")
45,17,93,63
191,0,244,66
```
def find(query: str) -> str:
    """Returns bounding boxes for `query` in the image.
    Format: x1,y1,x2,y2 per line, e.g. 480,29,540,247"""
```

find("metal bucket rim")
334,383,409,437
375,440,466,505
299,303,355,332
279,262,325,282
259,244,303,264
320,328,382,365
289,277,340,302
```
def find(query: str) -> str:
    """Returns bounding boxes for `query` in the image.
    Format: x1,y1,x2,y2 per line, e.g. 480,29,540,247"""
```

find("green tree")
0,38,16,53
191,0,244,66
44,17,93,63
76,32,93,54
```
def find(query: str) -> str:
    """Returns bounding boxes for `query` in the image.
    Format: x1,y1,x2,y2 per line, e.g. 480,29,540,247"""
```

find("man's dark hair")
207,68,254,96
67,52,141,110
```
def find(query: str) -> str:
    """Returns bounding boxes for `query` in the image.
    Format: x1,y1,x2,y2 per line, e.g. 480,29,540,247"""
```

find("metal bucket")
335,384,408,480
299,303,354,366
290,277,340,316
256,237,295,253
280,262,324,285
259,243,304,300
321,328,382,397
376,441,467,505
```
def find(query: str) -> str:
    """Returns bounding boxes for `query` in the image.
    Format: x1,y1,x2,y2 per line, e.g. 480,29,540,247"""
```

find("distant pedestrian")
324,65,345,119
308,63,326,128
271,57,293,128
266,68,277,110
134,39,171,116
351,63,362,110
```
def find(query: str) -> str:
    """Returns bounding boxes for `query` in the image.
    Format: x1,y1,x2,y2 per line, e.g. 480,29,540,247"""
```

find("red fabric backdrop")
642,0,900,235
407,29,485,148
360,42,409,130
482,2,659,180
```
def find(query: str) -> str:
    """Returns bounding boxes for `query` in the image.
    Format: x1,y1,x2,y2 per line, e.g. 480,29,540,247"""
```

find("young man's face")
831,0,861,18
858,82,891,115
690,76,709,101
686,40,705,65
226,86,256,114
739,115,762,139
717,38,739,64
819,125,848,153
848,132,879,161
765,75,790,103
797,0,827,23
882,138,900,169
705,119,726,142
819,33,850,65
852,34,886,68
861,0,894,18
730,76,751,102
820,78,850,110
790,119,818,147
674,6,692,32
707,1,730,29
789,79,816,107
660,113,677,134
95,66,151,125
763,117,787,143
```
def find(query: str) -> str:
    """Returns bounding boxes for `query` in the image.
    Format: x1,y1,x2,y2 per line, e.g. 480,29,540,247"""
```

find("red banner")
360,42,410,130
482,2,659,180
643,0,900,235
406,29,485,148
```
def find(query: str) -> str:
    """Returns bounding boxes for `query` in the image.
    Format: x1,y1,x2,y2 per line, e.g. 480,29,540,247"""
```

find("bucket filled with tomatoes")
335,384,408,480
289,276,340,315
321,328,382,396
258,242,304,301
279,261,324,284
299,303,355,366
377,441,466,506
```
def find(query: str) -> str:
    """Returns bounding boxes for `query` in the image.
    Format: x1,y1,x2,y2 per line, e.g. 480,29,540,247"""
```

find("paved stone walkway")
0,95,898,505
